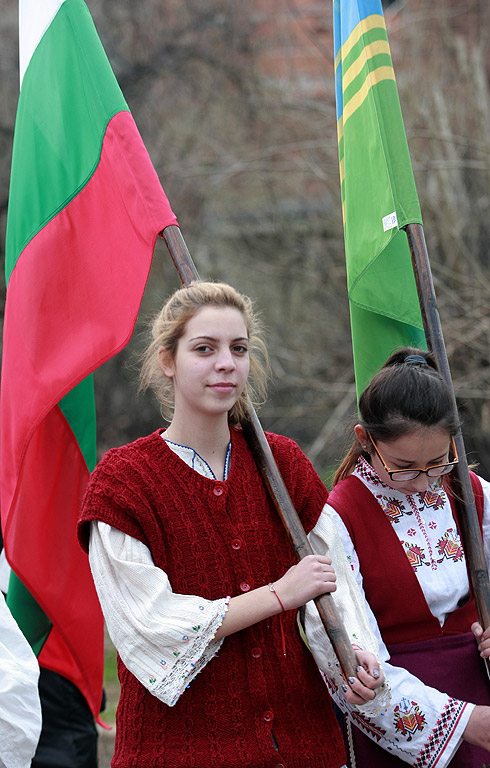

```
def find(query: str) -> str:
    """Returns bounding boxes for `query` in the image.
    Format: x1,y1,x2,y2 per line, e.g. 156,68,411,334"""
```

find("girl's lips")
209,382,235,392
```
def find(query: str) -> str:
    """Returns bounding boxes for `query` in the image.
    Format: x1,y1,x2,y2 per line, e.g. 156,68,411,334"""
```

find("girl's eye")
232,345,248,354
195,344,212,353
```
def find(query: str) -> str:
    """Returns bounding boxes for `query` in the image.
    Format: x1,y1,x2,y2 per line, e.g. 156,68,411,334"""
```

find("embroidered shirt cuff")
148,596,231,706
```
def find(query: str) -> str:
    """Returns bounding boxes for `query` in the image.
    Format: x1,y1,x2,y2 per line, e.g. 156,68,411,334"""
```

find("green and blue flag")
333,0,426,397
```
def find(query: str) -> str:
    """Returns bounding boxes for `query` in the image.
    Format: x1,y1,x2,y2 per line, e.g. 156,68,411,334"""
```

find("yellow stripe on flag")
344,65,395,124
334,13,385,71
338,64,396,189
342,39,390,90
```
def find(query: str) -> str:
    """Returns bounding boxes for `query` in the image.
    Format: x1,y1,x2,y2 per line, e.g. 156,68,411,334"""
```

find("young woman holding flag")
77,281,388,768
324,348,490,767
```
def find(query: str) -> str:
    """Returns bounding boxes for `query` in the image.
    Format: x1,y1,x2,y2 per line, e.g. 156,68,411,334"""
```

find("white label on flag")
382,211,398,231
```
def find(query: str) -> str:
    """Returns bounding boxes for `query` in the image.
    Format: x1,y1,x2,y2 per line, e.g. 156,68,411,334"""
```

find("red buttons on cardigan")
263,710,274,722
213,485,224,496
251,647,262,658
231,538,242,550
239,582,250,592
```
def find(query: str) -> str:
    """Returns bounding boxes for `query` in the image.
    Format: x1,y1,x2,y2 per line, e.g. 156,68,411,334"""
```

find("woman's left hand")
471,622,490,659
342,650,385,706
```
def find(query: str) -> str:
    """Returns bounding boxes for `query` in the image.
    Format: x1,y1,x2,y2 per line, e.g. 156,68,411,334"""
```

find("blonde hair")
139,281,270,425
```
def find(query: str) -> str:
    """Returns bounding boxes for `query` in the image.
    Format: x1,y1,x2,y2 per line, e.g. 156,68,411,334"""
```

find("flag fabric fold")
333,0,426,397
1,0,178,719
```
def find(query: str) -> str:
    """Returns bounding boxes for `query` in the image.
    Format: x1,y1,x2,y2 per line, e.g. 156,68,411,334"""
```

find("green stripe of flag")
59,377,96,472
6,574,52,655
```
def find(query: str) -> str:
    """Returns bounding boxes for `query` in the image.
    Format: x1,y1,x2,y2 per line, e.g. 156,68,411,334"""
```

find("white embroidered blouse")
320,456,490,767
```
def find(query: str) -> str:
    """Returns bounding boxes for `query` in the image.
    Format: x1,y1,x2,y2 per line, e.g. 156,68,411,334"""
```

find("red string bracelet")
268,583,287,657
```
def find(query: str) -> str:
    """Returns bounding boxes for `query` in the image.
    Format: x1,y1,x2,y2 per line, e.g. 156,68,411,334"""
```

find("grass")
102,632,120,726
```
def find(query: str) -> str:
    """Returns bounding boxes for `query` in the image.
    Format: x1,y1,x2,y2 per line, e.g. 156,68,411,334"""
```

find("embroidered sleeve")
321,505,472,767
89,521,230,706
330,661,471,767
304,505,391,717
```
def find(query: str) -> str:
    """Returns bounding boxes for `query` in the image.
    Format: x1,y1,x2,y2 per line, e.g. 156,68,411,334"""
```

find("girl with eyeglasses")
323,347,490,767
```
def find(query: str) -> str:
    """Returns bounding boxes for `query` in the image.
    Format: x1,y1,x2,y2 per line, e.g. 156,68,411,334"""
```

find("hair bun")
404,354,428,366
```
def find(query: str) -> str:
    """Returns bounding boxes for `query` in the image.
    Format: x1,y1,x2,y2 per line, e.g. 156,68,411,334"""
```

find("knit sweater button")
251,647,262,658
239,582,250,592
275,764,285,768
231,538,242,550
213,485,224,496
263,710,274,722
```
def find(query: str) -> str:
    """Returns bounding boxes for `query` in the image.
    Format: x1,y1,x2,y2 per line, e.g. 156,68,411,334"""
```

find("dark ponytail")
334,347,460,485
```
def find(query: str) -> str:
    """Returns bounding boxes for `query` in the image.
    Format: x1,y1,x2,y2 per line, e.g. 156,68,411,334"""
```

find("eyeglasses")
367,433,459,482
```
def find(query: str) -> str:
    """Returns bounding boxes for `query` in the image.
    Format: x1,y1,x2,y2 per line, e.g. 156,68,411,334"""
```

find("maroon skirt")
346,632,490,768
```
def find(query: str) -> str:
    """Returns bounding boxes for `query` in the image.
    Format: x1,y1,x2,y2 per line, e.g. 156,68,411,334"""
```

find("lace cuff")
149,596,231,706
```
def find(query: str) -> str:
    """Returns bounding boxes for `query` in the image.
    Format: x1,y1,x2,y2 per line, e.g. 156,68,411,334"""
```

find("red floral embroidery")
437,529,464,562
394,698,427,740
402,541,426,570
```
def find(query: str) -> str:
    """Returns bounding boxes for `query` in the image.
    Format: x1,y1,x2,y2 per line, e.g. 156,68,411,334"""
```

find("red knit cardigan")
78,427,346,768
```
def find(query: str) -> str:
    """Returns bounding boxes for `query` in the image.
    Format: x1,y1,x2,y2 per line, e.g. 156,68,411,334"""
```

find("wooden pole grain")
406,223,490,663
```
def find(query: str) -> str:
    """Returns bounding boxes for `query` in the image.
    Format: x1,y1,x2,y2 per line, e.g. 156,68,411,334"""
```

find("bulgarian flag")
333,0,426,398
1,0,177,719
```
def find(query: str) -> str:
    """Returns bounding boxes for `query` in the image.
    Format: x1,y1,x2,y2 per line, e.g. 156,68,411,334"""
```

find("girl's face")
160,305,250,422
357,425,453,494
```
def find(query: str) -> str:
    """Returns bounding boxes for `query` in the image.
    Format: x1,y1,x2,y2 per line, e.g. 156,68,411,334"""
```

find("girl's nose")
216,349,235,370
409,473,430,493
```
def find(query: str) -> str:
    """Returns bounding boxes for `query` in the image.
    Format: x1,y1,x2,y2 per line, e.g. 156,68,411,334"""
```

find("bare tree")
1,0,489,478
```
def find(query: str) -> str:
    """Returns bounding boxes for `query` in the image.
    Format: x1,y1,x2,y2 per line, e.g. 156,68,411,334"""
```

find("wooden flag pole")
406,223,490,648
160,224,358,682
